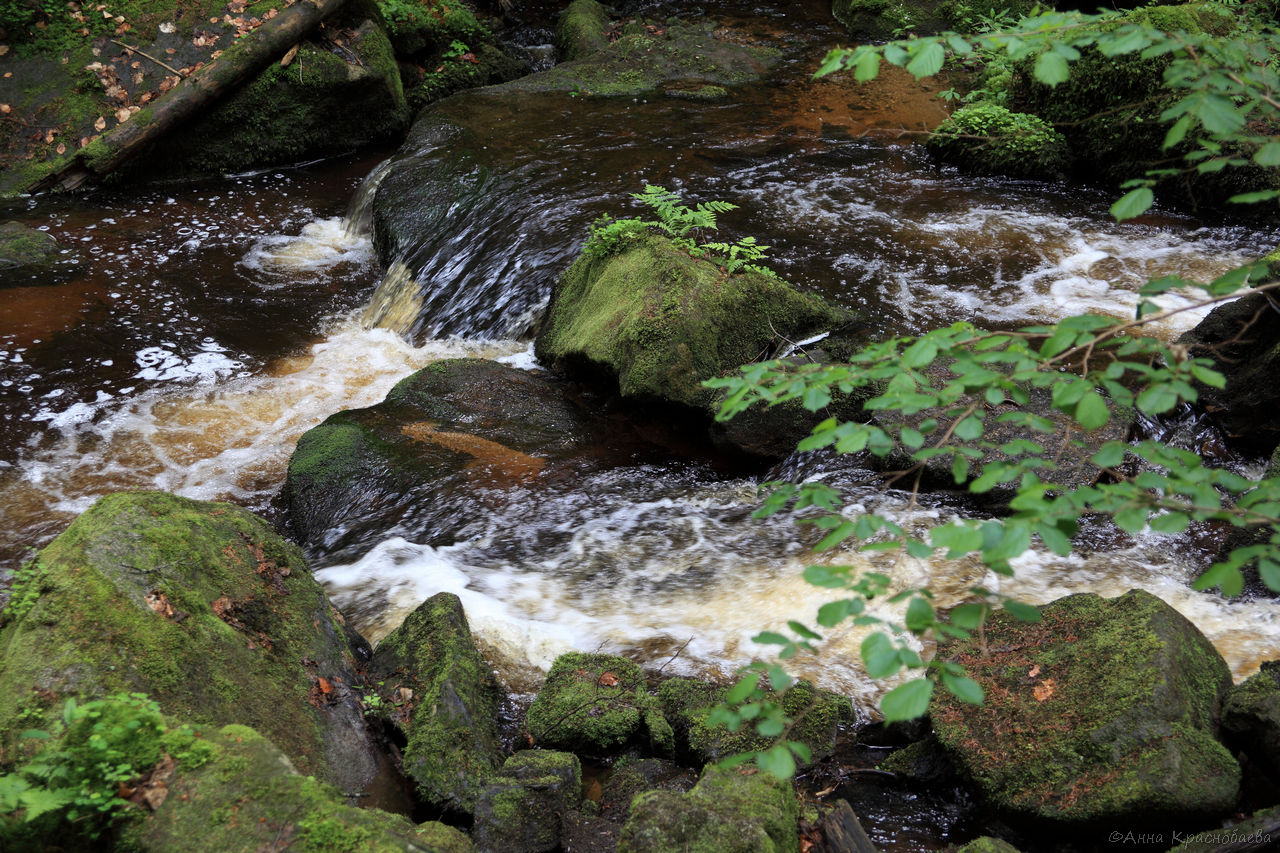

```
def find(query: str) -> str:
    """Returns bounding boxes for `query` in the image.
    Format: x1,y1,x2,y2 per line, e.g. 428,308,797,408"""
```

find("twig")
111,39,183,76
654,637,693,676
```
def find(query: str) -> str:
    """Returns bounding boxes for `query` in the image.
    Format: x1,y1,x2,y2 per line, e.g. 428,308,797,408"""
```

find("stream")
2,0,1279,846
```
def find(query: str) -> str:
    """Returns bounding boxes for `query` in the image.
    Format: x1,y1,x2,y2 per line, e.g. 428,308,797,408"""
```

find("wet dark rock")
473,750,582,853
286,358,604,560
527,652,673,755
618,763,799,853
535,234,858,413
0,491,380,795
814,799,877,853
656,676,854,766
1221,659,1280,781
121,722,474,853
931,589,1239,826
956,837,1023,853
876,734,958,785
1179,285,1280,453
1165,804,1280,853
367,592,505,815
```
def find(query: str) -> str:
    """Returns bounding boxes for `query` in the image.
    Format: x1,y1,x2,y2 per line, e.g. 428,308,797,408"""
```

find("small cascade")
343,156,395,238
360,262,426,335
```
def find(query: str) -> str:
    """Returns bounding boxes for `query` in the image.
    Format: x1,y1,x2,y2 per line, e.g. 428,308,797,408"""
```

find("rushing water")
2,0,1277,755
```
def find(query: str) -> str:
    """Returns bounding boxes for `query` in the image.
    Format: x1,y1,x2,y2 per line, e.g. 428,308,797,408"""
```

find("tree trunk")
28,0,348,193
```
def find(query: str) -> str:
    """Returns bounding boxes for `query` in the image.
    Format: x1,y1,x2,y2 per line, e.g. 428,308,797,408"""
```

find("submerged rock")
0,221,73,284
122,723,473,853
286,358,604,560
0,491,379,794
535,234,857,413
1221,659,1280,780
368,592,504,815
619,764,799,853
473,750,582,853
926,103,1071,181
931,589,1240,825
526,652,673,755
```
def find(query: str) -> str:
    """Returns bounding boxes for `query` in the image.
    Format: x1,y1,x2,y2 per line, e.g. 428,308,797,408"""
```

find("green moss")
619,764,799,853
526,652,670,755
536,235,853,411
369,592,503,814
0,492,359,784
928,102,1071,179
378,0,489,59
556,0,610,61
931,590,1239,824
120,724,474,852
657,678,851,764
957,837,1023,853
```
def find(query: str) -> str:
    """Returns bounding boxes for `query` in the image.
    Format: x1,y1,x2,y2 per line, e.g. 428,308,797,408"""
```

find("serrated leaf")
855,49,881,81
880,679,934,722
905,596,935,632
817,599,856,627
725,674,760,704
758,744,796,780
949,602,986,630
1091,443,1126,467
1163,114,1193,150
862,633,900,679
1111,187,1153,222
955,416,983,441
905,41,945,78
1253,141,1280,167
1033,51,1069,86
942,671,984,704
1075,392,1109,430
1002,599,1041,622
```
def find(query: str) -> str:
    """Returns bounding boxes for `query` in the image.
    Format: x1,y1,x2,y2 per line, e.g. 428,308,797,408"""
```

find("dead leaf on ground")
280,44,299,67
94,115,107,131
0,45,10,57
43,128,55,143
115,107,131,123
145,589,176,618
1033,678,1056,702
1028,665,1041,678
598,672,619,687
56,143,66,154
0,104,10,115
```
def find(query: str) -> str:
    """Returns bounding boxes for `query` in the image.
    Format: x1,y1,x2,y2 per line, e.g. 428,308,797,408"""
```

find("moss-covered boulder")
1221,659,1280,780
832,0,1038,40
0,222,74,285
129,0,409,181
926,103,1071,180
931,589,1239,826
0,492,379,794
286,358,604,559
379,0,490,59
403,42,530,113
367,592,504,815
1165,804,1280,853
555,0,610,62
122,723,474,853
495,16,779,98
619,764,799,853
535,235,856,412
957,838,1023,853
473,750,582,853
527,652,673,755
656,677,853,766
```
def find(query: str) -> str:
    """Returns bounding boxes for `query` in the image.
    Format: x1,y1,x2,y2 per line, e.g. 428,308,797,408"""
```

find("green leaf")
954,416,983,441
725,674,760,704
1253,141,1280,167
1033,51,1070,87
941,671,985,705
19,730,51,740
1002,599,1041,623
905,596,935,632
758,744,797,780
1111,187,1153,222
948,602,986,630
880,679,934,722
1091,443,1126,467
754,631,790,646
905,41,945,79
1195,94,1246,136
803,564,852,589
788,621,822,641
861,633,900,679
1228,190,1280,205
1136,385,1178,415
1074,392,1109,430
1149,512,1190,534
901,337,938,368
854,49,881,82
817,599,861,627
1162,114,1193,150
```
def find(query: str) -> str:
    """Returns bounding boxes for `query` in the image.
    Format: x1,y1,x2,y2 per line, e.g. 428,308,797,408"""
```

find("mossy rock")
404,42,530,113
495,17,780,98
0,221,75,284
367,592,504,815
555,0,610,62
1221,659,1280,780
0,492,379,793
656,677,853,766
877,734,957,784
957,838,1023,853
535,235,857,412
125,1,409,181
378,0,490,60
927,103,1071,180
473,750,582,853
526,652,672,755
1165,804,1280,852
931,589,1240,826
121,723,474,853
619,764,799,853
286,358,605,560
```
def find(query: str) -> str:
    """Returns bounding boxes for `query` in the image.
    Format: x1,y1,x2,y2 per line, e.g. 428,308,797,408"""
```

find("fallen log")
28,0,348,193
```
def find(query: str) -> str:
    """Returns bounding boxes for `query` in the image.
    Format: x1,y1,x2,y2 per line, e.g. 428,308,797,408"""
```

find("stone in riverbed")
473,750,583,853
1221,659,1280,780
930,589,1239,826
366,591,505,815
0,491,379,794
